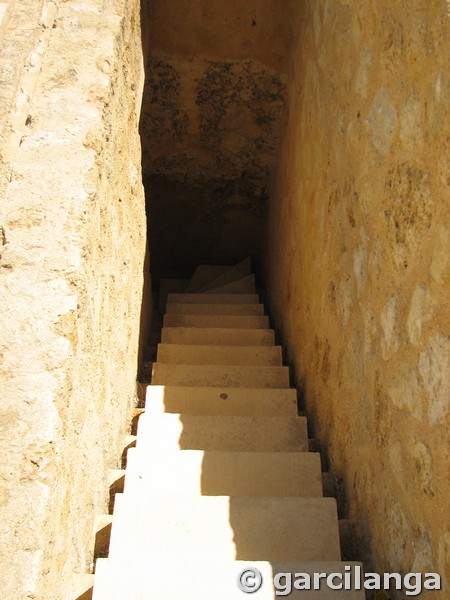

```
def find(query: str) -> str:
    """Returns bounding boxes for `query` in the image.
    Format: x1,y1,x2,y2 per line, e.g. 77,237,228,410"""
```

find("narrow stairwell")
92,259,364,599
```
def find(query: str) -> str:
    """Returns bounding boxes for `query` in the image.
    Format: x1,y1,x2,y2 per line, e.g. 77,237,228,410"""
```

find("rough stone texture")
0,1,148,598
140,0,293,280
0,1,55,195
265,1,449,597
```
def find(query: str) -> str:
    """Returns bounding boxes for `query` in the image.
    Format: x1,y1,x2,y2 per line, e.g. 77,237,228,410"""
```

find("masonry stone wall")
265,1,449,597
0,1,148,597
140,0,293,280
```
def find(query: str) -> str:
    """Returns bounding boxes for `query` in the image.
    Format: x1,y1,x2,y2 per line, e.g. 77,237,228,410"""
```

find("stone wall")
140,0,293,280
0,1,53,196
0,1,148,598
265,0,449,596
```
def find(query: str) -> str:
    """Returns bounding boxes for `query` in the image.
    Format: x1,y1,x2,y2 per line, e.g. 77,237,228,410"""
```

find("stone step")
93,559,365,600
205,273,255,294
168,292,259,304
163,314,269,329
151,363,289,387
124,448,323,497
135,413,308,452
144,385,298,416
185,265,232,292
165,302,265,315
156,344,282,366
107,494,341,563
161,326,275,346
198,257,252,292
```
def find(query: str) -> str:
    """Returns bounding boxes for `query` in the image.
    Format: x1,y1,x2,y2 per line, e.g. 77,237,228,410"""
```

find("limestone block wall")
266,0,449,596
0,1,54,196
0,1,148,598
140,0,293,279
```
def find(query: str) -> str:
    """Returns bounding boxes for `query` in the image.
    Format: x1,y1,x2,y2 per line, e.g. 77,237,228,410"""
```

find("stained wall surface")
0,1,148,598
266,1,449,596
140,0,293,280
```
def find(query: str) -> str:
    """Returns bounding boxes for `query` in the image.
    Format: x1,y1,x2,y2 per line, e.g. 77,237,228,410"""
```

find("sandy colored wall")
0,1,148,598
140,0,293,280
266,0,449,596
0,1,52,195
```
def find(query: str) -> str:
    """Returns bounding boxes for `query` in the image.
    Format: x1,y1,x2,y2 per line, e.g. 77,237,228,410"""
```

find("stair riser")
123,448,323,497
136,414,308,452
108,495,341,563
93,559,365,600
165,303,264,315
151,364,290,388
161,327,275,345
163,314,269,329
168,293,259,304
156,344,282,366
144,385,298,417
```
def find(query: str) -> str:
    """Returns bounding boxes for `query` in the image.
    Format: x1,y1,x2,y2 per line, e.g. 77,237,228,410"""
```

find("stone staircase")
91,259,364,599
